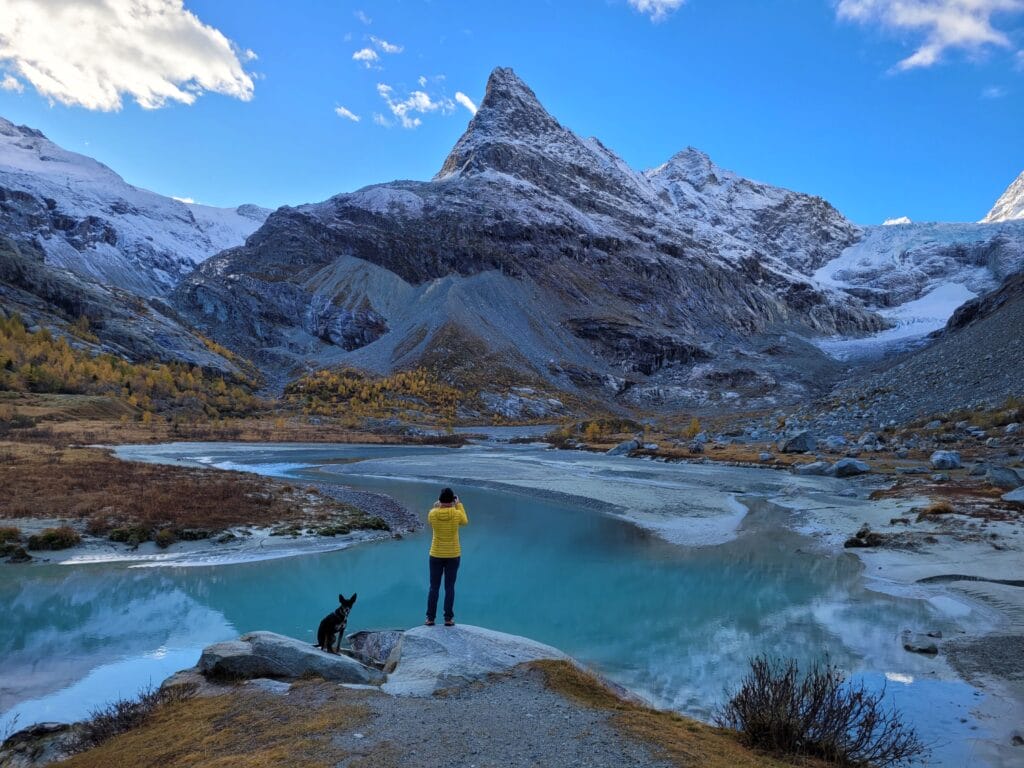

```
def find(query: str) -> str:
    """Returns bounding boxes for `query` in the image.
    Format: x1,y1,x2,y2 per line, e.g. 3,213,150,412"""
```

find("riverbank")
4,429,1023,763
0,441,419,566
4,626,811,768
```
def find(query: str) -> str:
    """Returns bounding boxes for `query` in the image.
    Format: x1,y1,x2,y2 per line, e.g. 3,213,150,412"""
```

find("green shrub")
109,526,152,547
0,525,21,544
153,528,177,549
27,525,81,550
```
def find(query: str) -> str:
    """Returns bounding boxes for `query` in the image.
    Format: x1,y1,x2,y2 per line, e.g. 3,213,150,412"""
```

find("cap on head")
439,487,455,504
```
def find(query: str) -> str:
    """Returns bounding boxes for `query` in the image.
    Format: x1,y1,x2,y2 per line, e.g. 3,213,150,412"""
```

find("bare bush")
716,656,927,767
70,683,197,753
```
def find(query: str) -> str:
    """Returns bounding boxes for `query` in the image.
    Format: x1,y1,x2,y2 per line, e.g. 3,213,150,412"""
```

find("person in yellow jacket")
425,487,468,626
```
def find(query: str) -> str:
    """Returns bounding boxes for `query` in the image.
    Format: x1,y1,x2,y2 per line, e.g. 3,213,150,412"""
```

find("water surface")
0,442,999,764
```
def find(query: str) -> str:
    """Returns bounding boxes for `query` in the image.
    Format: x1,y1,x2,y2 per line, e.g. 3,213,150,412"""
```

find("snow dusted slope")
812,220,1024,359
175,67,884,409
187,203,271,256
981,170,1024,223
0,117,268,296
645,148,861,275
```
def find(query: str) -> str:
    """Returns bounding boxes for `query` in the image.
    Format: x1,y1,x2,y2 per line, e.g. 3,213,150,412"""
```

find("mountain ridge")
172,67,887,411
0,116,268,296
982,170,1024,224
2,67,1022,420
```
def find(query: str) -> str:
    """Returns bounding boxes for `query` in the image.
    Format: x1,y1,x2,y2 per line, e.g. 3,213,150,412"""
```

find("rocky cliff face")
174,67,885,409
0,116,268,372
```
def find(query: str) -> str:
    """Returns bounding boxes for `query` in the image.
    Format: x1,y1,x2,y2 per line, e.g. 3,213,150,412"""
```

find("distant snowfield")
814,282,976,360
811,220,1024,360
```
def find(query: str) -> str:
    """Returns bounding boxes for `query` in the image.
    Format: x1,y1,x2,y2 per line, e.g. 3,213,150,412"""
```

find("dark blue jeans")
426,556,460,622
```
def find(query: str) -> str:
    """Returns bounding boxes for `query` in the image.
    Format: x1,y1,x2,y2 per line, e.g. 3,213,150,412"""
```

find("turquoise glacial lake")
0,441,1006,765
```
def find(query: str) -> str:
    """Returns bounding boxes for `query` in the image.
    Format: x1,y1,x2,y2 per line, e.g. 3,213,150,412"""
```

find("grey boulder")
792,461,830,476
1002,487,1024,506
606,439,640,456
985,466,1023,490
832,458,871,478
198,631,383,684
778,431,816,453
382,624,567,696
930,450,962,470
824,435,848,452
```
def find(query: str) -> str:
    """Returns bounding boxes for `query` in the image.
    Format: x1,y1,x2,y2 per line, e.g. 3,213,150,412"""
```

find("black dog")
315,593,357,654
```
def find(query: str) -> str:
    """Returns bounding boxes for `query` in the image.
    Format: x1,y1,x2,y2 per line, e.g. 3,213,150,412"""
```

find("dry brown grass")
61,684,368,768
1,392,473,449
532,661,818,768
0,442,384,537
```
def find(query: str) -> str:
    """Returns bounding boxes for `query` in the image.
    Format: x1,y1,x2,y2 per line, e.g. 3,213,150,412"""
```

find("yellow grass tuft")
61,686,368,768
531,660,820,768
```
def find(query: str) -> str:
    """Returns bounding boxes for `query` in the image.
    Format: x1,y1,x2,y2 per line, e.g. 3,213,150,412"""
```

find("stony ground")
332,668,673,768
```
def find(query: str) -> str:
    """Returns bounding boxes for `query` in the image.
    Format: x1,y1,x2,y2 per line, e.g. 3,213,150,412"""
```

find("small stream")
0,441,1005,765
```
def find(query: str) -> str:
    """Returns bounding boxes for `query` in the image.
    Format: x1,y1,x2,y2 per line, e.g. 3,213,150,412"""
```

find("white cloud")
335,105,361,121
1017,50,1024,68
352,47,379,67
982,84,1007,97
354,10,372,25
373,112,391,127
454,91,477,115
418,75,428,87
376,83,453,129
0,0,255,111
370,36,403,54
627,0,686,21
1,73,24,92
837,0,1024,70
172,195,195,204
882,215,912,225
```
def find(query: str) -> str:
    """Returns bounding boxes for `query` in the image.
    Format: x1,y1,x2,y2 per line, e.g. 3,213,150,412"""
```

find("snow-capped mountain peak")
0,115,269,296
981,170,1024,223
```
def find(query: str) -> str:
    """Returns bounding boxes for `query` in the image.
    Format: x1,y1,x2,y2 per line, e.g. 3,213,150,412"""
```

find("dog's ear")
350,593,358,604
338,594,344,604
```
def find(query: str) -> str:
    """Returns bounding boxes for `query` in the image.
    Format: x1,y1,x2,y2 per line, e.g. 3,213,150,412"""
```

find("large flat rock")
198,631,383,685
381,624,568,696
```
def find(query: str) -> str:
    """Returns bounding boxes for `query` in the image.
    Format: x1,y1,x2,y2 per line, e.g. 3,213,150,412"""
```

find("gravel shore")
332,666,673,768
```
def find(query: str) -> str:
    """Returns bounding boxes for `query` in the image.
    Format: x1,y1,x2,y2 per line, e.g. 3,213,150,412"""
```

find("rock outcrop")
188,625,569,698
0,722,82,768
197,631,383,684
379,624,569,696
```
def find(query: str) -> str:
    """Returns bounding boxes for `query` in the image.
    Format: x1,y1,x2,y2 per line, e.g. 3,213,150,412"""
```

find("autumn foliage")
285,367,467,422
0,314,260,418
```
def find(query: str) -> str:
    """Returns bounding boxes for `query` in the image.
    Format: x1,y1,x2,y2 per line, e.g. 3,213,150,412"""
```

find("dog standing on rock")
315,593,357,654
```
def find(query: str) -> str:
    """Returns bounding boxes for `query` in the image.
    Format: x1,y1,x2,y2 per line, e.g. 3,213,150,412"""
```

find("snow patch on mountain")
811,220,1024,359
981,170,1024,223
814,282,976,360
883,216,911,226
0,116,268,295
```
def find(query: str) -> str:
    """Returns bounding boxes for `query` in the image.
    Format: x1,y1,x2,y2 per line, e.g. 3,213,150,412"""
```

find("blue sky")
0,0,1022,224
